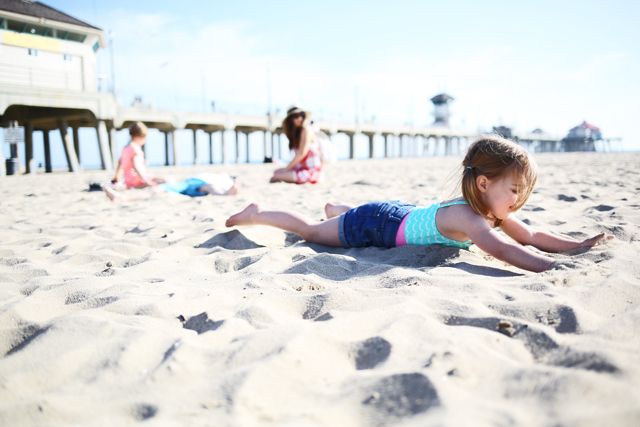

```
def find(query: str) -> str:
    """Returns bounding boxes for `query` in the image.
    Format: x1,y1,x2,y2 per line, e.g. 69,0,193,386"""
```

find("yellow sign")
3,32,61,52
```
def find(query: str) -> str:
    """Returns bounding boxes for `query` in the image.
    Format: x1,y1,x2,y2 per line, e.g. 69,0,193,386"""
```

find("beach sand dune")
1,153,639,426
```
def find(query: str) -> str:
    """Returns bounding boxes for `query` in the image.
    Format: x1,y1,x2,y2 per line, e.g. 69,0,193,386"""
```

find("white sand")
1,153,639,426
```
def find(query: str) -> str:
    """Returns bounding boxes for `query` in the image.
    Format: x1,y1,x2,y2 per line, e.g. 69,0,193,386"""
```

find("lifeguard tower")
430,93,454,127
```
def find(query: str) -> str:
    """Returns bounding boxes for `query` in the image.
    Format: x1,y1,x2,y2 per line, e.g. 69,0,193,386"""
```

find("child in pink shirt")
112,122,174,188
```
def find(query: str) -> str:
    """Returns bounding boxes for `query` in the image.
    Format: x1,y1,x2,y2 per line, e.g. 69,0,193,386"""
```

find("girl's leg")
105,185,165,202
270,169,297,183
151,175,176,184
324,203,355,219
225,203,342,247
199,180,242,196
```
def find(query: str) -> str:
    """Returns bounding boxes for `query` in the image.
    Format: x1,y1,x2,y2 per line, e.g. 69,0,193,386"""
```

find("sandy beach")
1,152,639,426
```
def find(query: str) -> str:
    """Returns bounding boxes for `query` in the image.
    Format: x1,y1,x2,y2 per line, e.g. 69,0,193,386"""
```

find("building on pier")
0,0,105,92
492,125,513,139
0,0,113,174
561,121,601,152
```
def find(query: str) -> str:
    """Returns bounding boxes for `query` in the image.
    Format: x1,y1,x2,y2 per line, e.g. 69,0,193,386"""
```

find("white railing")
0,63,83,91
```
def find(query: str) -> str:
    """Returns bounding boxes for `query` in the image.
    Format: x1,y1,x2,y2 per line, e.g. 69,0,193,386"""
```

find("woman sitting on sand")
227,135,613,273
112,121,175,188
269,105,324,184
105,172,241,202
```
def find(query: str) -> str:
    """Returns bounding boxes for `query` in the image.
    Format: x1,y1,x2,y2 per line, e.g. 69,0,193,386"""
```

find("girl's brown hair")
129,121,148,138
461,134,538,227
284,115,303,150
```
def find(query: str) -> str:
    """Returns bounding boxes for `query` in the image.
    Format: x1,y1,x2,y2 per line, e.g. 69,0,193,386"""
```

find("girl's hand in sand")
581,233,614,248
548,258,592,271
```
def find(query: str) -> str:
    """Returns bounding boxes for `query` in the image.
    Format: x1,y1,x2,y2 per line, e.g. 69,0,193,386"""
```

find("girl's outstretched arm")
500,216,614,253
467,226,555,273
132,153,155,185
112,158,122,182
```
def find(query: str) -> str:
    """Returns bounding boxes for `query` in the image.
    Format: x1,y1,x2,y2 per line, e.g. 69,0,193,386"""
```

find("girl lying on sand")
105,172,240,202
226,135,612,272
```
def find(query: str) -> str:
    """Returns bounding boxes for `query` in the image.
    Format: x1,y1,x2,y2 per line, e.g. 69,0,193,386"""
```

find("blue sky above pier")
3,0,639,167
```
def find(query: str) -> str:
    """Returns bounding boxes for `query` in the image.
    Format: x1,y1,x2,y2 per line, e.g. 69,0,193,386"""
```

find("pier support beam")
235,130,240,164
208,131,214,164
58,120,81,172
263,131,270,162
271,132,277,162
72,126,80,163
95,120,114,171
192,129,198,165
383,134,390,158
445,137,451,156
347,132,355,159
365,133,375,158
398,135,404,158
108,122,117,167
43,130,52,173
171,130,180,166
221,130,227,164
384,134,395,158
24,122,34,174
246,132,250,163
164,132,170,166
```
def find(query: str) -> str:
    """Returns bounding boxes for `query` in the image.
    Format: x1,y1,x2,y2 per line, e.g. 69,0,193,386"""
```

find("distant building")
0,0,106,92
430,93,453,127
562,121,601,152
492,125,512,139
567,121,602,140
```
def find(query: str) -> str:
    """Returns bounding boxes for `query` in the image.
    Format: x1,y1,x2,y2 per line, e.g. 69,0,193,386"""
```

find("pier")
1,85,568,175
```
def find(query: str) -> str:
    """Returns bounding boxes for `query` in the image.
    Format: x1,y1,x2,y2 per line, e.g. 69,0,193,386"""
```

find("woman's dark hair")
284,115,303,150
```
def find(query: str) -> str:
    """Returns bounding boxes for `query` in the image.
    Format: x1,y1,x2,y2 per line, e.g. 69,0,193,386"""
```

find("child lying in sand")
226,135,612,273
106,172,240,202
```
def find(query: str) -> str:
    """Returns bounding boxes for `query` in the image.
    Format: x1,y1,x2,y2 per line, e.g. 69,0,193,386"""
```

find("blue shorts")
160,178,207,197
338,201,414,249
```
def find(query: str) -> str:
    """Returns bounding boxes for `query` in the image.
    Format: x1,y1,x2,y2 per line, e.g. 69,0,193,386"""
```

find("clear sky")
3,0,639,168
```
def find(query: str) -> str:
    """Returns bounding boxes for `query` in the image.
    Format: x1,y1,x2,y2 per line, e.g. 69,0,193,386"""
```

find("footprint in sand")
352,337,392,370
362,373,440,418
301,294,329,319
4,325,50,357
183,312,224,334
593,204,615,211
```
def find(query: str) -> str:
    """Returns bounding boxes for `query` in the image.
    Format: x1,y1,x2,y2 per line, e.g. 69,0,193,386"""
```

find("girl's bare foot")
226,203,263,227
582,233,614,247
104,186,122,202
324,203,354,219
224,181,242,195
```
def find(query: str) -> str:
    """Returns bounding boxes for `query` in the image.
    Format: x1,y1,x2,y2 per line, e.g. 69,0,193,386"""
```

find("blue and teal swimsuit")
337,200,474,249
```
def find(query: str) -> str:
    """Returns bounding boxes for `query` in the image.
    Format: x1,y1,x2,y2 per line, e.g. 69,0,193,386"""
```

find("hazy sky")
3,0,639,166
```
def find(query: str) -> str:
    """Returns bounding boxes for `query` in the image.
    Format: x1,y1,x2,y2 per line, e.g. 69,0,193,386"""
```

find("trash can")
5,158,19,175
